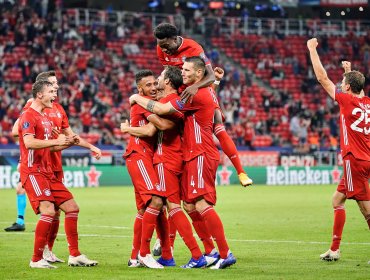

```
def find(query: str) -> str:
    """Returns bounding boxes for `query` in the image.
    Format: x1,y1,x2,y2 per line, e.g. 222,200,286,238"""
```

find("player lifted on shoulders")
154,22,252,188
307,38,370,263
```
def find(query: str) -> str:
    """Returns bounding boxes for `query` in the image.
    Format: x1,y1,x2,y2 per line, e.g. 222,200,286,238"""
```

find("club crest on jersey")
57,112,62,118
22,122,30,129
44,189,51,196
155,183,161,192
176,99,185,110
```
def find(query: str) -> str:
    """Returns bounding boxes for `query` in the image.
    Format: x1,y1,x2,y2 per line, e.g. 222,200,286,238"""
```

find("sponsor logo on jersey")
22,122,30,129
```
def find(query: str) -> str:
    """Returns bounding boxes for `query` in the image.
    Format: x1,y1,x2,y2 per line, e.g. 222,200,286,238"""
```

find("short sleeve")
188,41,211,65
19,112,36,137
170,96,201,113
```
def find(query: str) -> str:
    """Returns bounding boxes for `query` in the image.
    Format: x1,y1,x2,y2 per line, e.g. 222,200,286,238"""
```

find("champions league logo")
22,122,30,129
176,100,185,110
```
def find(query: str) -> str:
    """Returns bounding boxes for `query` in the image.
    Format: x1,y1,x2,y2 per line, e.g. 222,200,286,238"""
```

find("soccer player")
19,80,98,268
154,22,252,187
122,66,209,268
307,38,370,262
130,56,237,269
11,71,102,263
123,70,171,269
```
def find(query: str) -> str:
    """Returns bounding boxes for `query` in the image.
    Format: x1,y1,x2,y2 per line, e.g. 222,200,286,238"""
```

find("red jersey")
153,93,184,173
44,103,69,171
123,102,156,159
18,107,54,183
335,92,370,161
23,102,69,171
157,37,211,68
170,87,219,161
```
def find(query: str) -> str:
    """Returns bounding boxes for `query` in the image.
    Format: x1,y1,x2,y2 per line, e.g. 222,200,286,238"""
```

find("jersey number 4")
350,108,370,134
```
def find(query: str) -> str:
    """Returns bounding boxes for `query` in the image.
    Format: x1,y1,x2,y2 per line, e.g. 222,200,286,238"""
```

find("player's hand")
307,38,318,50
72,134,80,145
129,94,138,105
51,127,60,138
55,134,72,146
342,61,351,73
120,120,130,133
90,146,102,160
180,84,198,103
214,67,224,81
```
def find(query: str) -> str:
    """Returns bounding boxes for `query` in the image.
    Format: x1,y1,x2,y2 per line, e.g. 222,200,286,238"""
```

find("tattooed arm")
129,94,178,115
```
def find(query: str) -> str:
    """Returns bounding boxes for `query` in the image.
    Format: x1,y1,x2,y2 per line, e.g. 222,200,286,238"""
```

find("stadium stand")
0,3,369,152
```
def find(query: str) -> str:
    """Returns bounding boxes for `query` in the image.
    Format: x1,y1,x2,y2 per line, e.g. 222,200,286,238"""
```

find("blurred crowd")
0,2,369,153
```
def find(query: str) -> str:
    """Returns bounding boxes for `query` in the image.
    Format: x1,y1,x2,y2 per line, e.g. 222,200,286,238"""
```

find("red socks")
169,215,177,248
169,207,203,259
139,207,160,256
187,209,215,254
32,214,53,262
330,206,346,251
65,211,81,257
47,215,60,251
214,125,244,175
200,206,229,259
131,213,143,259
156,210,172,260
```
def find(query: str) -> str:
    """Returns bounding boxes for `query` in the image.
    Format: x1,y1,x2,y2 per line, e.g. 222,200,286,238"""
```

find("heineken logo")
0,166,101,189
266,166,341,185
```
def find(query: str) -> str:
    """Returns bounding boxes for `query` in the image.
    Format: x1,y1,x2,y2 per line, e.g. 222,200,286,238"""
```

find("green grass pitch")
0,185,369,279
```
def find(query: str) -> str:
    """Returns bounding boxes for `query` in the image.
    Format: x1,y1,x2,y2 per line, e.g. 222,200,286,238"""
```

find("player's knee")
149,196,163,209
138,208,145,215
41,206,56,217
182,202,195,213
195,200,211,213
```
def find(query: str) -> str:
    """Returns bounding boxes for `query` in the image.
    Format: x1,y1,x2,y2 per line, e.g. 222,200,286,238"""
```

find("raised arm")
307,38,336,99
212,66,224,92
120,120,157,137
129,94,177,115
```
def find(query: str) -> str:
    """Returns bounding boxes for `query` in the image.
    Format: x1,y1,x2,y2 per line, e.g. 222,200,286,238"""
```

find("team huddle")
9,22,370,269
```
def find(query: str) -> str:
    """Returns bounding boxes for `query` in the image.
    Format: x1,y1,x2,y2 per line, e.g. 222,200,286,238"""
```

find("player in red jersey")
122,66,209,268
123,70,172,269
12,71,102,263
154,22,252,187
18,80,98,268
130,57,237,269
308,38,370,263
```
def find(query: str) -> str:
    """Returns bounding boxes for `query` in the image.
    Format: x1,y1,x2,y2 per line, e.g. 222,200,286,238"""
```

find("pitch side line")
2,231,370,246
